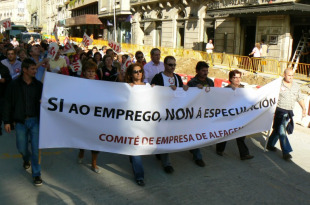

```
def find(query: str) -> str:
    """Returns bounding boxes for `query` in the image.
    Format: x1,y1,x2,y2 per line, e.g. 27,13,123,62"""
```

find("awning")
207,2,310,17
65,14,102,26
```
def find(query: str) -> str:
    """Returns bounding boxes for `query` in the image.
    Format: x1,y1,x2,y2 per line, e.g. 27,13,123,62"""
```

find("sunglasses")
167,64,176,67
137,56,143,59
133,69,143,74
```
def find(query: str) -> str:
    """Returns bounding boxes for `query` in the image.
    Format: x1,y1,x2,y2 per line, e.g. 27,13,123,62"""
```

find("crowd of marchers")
0,38,306,187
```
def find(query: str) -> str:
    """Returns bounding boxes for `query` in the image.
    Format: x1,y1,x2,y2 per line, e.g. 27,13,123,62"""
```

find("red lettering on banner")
64,43,72,50
49,47,55,56
209,127,243,139
82,36,89,46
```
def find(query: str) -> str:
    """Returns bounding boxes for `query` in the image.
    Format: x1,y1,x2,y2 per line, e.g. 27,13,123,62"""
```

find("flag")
47,42,59,60
53,24,59,42
0,18,12,30
82,33,93,47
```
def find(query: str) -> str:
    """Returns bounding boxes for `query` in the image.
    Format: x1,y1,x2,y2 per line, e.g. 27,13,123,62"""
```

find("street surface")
0,124,309,205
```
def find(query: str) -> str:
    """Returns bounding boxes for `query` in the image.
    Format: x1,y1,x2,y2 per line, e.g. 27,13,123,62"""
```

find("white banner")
53,24,58,42
82,33,93,47
63,36,69,45
62,42,76,54
40,73,282,155
108,39,121,53
0,18,11,30
70,60,82,72
47,42,59,60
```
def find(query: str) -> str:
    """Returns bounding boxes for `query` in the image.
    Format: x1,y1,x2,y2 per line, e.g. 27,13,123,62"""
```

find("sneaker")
195,159,206,167
240,155,254,160
283,153,292,161
33,176,43,186
266,145,277,152
23,161,31,170
136,179,145,186
91,166,101,174
164,165,174,174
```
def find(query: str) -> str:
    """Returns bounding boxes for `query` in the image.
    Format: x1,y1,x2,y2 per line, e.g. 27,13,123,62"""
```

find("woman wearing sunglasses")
125,63,147,186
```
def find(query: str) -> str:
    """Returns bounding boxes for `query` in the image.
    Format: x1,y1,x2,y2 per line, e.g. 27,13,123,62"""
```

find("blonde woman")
249,43,263,72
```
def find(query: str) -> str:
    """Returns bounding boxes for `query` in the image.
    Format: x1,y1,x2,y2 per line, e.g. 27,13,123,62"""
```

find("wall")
214,17,237,53
256,15,291,61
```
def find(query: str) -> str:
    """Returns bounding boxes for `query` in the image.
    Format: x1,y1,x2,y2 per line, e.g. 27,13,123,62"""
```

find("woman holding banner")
216,69,254,160
77,61,101,173
125,63,148,186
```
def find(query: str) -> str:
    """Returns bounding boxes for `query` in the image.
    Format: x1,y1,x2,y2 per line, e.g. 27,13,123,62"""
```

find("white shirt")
144,61,164,83
206,43,214,54
162,73,179,87
252,47,262,57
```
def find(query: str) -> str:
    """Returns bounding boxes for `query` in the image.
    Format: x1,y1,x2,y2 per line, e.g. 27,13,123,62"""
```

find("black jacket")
3,75,43,124
187,75,214,87
0,62,12,98
151,72,183,87
273,107,294,134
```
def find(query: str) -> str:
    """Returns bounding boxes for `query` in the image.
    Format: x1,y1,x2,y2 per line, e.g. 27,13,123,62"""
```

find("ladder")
290,32,310,72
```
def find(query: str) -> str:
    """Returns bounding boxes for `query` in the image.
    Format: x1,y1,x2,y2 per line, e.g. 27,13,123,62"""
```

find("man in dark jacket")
151,56,188,174
186,61,215,167
3,58,43,186
0,61,12,135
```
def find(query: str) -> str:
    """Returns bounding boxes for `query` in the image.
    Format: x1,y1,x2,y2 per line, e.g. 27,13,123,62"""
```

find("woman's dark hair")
86,50,93,58
93,52,102,62
228,69,242,83
125,63,144,83
103,54,112,66
80,52,87,60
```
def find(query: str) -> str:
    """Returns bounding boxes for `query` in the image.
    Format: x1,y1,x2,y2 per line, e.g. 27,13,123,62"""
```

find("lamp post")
113,0,117,42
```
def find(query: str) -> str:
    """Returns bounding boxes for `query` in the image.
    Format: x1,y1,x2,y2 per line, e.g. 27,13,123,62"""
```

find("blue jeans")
130,156,144,180
190,148,202,160
268,113,293,154
16,117,41,177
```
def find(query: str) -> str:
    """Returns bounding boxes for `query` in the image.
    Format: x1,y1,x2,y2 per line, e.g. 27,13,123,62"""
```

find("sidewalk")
0,124,309,205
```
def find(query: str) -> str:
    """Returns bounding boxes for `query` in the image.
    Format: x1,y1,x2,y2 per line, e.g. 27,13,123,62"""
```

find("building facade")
98,0,132,43
65,0,103,38
27,0,59,35
0,0,30,32
130,0,310,61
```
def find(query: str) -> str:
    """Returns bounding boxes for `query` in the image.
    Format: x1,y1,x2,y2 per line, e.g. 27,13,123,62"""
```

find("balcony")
65,14,102,26
207,1,310,16
207,0,303,10
130,0,160,6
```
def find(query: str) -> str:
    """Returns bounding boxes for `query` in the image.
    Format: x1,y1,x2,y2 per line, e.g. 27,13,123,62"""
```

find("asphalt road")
0,124,309,205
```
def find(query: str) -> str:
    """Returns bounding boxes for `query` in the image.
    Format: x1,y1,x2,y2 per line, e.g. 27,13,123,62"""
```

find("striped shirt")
277,81,303,110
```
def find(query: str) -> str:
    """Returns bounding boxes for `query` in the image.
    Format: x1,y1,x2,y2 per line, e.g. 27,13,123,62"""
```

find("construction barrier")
229,55,252,72
279,61,310,81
